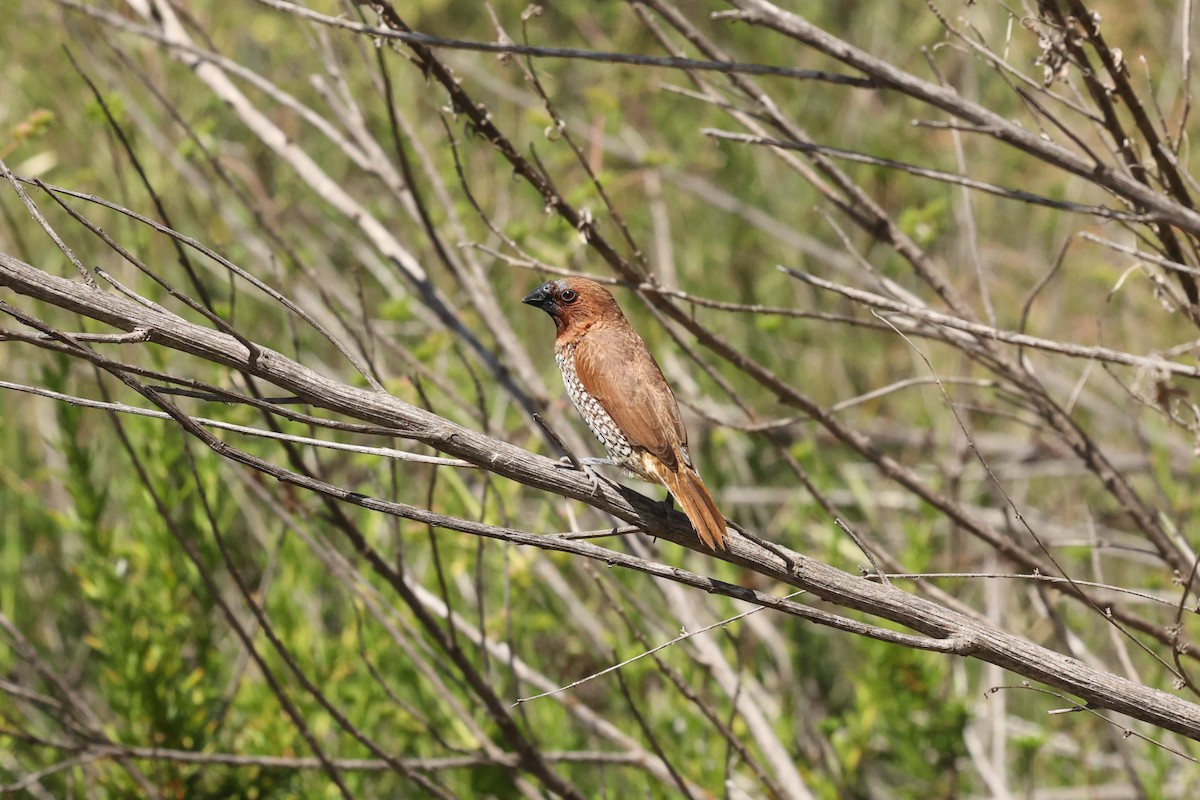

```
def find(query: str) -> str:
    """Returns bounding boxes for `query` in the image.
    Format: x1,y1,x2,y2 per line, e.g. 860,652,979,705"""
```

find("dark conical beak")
522,282,553,310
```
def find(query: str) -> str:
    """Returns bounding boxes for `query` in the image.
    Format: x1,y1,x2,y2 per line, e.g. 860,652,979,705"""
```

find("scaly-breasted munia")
523,277,727,550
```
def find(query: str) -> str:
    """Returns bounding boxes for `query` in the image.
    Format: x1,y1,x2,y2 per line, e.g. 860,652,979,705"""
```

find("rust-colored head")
522,277,623,337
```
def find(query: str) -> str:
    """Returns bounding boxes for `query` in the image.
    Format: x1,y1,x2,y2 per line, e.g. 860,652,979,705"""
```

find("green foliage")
820,640,969,798
3,0,1200,796
897,198,949,249
1,108,55,159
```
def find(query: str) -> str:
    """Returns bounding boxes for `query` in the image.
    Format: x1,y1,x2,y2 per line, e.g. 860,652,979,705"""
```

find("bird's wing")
572,324,688,470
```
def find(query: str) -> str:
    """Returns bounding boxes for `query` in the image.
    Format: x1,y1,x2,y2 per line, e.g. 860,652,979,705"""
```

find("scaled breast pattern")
556,345,637,471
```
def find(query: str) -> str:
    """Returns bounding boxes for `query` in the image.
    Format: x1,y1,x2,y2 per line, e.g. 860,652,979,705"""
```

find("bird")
523,277,727,550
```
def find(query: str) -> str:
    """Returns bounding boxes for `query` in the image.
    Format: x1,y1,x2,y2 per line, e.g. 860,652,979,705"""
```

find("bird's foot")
554,456,610,496
660,492,675,514
555,456,616,468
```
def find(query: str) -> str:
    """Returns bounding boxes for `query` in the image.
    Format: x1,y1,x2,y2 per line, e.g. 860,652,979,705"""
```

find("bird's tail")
662,466,727,550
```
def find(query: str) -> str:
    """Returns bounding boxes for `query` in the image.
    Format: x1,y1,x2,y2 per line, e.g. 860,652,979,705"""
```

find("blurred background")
2,1,1199,797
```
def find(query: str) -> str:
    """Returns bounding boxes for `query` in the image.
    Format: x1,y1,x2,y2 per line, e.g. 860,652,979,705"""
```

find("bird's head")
522,277,622,336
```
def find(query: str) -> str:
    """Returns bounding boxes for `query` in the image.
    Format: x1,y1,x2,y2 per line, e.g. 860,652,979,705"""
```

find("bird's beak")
522,282,553,311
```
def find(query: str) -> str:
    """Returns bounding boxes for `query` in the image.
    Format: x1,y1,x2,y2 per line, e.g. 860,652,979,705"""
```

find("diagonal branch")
5,247,1200,741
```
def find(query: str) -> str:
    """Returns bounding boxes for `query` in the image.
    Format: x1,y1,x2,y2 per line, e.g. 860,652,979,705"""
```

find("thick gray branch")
3,249,1199,741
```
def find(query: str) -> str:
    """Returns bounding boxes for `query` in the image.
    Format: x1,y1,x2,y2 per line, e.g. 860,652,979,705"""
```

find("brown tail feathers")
662,466,727,550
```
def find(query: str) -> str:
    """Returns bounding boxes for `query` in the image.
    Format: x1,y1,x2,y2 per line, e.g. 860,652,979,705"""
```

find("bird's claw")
552,457,609,497
555,456,615,469
583,466,603,497
579,457,618,466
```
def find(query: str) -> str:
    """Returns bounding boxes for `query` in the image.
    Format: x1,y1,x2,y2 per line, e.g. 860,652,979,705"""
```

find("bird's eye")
560,289,578,303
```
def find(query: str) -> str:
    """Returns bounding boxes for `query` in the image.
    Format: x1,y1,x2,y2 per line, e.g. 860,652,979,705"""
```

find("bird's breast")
555,344,643,474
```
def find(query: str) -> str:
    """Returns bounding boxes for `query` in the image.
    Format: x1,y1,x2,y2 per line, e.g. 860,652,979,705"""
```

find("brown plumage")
523,277,727,550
